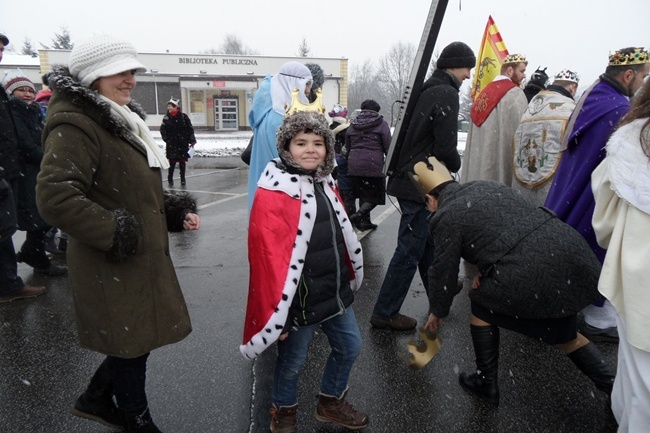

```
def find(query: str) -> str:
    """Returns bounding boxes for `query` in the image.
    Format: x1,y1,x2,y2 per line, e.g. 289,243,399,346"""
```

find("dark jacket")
345,110,391,178
8,97,48,231
0,85,23,180
160,110,196,161
288,181,353,328
427,181,601,320
36,66,195,357
387,69,462,202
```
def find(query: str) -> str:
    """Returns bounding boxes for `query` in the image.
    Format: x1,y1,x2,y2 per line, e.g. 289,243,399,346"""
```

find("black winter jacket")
0,85,23,180
160,111,196,161
288,181,353,328
387,69,462,202
8,97,48,230
427,181,601,320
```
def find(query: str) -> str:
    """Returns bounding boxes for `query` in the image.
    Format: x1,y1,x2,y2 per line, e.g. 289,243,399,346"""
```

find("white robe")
461,82,528,186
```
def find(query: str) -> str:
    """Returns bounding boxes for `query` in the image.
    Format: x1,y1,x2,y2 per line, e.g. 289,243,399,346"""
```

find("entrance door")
214,98,238,131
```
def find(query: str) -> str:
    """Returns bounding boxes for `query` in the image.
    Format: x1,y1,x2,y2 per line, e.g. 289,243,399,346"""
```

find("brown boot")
269,404,297,433
315,391,368,430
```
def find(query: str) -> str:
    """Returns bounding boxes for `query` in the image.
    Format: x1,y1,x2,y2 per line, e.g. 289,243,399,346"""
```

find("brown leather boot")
269,404,297,433
315,391,368,430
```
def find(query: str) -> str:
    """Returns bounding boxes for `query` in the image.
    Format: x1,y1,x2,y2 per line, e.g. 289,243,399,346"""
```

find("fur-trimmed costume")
241,159,363,360
36,66,196,357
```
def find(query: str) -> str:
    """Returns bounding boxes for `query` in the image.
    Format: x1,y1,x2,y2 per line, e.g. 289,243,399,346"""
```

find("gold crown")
502,53,528,65
285,88,326,115
411,157,454,196
608,47,649,66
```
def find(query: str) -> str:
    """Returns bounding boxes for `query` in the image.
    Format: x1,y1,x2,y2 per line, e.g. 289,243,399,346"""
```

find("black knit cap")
0,34,9,46
437,41,476,69
360,99,381,112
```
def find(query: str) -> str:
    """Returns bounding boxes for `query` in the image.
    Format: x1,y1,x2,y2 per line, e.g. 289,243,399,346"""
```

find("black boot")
179,162,186,186
459,324,500,405
167,166,174,186
70,359,124,429
122,406,163,433
568,342,615,395
351,202,377,231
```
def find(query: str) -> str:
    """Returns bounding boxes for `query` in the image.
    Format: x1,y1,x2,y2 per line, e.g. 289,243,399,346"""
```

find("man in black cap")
370,41,476,330
0,33,46,303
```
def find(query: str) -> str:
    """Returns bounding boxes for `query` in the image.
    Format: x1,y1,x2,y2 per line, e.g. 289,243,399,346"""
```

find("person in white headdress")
247,61,313,210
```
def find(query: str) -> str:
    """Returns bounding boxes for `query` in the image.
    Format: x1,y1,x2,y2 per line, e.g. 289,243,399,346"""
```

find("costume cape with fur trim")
241,159,363,360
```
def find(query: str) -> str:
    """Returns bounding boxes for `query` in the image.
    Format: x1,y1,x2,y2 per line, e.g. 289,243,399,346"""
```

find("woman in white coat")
592,76,650,432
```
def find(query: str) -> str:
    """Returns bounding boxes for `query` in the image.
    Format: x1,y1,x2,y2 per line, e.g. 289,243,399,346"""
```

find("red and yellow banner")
471,16,509,100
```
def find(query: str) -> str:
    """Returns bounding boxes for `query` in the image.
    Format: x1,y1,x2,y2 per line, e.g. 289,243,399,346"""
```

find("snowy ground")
151,130,252,158
152,130,467,158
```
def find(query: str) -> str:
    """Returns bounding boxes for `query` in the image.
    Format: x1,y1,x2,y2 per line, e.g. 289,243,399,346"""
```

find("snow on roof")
2,53,41,67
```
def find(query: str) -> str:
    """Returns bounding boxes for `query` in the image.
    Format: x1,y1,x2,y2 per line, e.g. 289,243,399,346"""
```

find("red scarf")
471,79,517,126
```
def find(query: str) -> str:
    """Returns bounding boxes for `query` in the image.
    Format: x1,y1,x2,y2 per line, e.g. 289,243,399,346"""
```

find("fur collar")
47,65,147,145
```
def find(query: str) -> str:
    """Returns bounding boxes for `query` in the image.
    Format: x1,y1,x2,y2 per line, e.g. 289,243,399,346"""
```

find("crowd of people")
1,26,648,433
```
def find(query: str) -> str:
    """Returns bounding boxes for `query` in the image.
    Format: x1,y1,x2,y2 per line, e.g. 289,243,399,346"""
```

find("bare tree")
347,59,379,112
296,37,311,57
427,49,441,78
52,27,73,50
458,78,473,122
206,33,258,55
376,41,416,111
22,39,37,56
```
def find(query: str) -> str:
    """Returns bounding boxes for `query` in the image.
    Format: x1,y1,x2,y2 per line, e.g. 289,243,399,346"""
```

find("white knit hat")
167,97,180,107
2,69,35,95
69,34,147,87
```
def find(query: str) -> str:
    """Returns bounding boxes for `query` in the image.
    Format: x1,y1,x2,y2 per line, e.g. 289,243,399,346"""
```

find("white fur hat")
69,34,147,87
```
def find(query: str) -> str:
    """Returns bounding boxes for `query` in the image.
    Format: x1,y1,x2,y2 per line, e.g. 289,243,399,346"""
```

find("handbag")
241,136,253,166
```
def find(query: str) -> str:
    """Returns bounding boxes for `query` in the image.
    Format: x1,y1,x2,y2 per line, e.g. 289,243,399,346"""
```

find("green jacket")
36,66,194,358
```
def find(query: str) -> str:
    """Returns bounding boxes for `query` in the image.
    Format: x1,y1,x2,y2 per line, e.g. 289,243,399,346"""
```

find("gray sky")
2,0,649,88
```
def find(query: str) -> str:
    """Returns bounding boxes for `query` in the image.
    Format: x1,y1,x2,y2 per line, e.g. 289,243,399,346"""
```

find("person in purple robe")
544,47,650,342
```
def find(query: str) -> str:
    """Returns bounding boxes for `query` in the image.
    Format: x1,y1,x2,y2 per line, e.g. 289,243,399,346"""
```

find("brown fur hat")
276,111,336,178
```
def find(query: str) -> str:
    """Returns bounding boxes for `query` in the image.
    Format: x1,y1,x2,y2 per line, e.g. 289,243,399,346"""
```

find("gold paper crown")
502,53,528,65
608,47,649,66
411,157,454,196
285,88,326,115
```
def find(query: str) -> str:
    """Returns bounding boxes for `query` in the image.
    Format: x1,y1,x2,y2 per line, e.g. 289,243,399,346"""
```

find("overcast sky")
2,0,649,88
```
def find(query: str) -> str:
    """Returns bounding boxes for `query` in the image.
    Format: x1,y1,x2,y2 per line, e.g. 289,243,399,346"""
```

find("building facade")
37,50,348,130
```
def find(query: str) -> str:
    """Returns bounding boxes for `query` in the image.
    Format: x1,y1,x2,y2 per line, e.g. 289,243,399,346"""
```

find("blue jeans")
272,307,362,407
372,198,434,319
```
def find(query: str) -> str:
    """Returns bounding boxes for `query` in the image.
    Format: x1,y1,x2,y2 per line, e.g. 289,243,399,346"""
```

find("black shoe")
44,238,64,255
578,321,619,343
34,264,68,277
122,407,163,433
459,371,500,405
167,180,174,186
349,212,363,229
71,392,124,429
181,181,186,186
356,221,378,231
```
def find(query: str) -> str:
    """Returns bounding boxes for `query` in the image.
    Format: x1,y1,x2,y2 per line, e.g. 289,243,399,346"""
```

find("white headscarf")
99,95,170,169
270,61,312,115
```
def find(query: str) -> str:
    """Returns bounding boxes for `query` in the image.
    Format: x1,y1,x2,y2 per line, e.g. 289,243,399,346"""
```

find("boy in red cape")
241,111,368,432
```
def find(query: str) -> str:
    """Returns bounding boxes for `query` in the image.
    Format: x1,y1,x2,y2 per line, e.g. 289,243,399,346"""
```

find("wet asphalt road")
1,157,618,433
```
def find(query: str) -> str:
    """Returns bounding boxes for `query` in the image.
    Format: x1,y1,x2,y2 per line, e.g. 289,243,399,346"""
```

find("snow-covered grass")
152,130,467,158
152,130,252,158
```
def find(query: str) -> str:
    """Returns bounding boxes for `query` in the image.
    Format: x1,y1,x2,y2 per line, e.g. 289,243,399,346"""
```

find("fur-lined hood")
275,111,336,179
46,65,147,145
